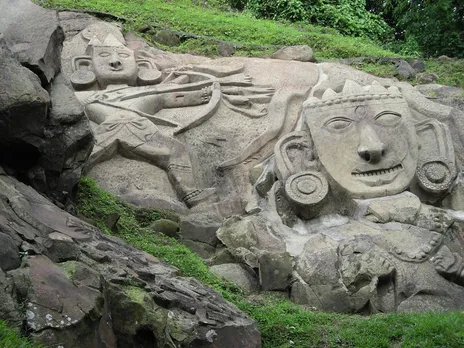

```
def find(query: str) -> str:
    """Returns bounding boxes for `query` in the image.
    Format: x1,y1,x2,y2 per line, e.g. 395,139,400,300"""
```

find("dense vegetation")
74,178,464,348
222,0,464,58
0,321,39,348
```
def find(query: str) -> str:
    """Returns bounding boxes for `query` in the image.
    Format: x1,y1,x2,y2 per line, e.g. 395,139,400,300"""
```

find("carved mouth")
352,164,403,178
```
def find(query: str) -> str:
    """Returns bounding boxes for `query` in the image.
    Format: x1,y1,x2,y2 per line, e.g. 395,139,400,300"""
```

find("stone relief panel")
64,21,464,313
65,23,318,212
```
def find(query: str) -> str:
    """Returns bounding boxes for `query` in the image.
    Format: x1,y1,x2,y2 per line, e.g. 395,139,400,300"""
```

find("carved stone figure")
266,80,464,312
71,34,221,207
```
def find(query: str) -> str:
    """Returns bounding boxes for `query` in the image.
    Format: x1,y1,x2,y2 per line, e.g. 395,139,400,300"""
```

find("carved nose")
357,125,386,163
110,60,122,69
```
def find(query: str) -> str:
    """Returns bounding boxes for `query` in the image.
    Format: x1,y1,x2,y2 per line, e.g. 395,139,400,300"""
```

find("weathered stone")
258,252,292,291
0,232,21,271
217,215,286,253
352,192,421,224
210,263,259,293
409,59,425,73
271,45,316,62
149,218,180,238
395,60,415,79
58,11,100,39
438,55,453,61
416,72,439,84
153,29,181,47
180,213,222,246
49,73,85,125
183,239,216,259
0,0,64,84
218,42,235,57
46,232,81,262
0,174,260,347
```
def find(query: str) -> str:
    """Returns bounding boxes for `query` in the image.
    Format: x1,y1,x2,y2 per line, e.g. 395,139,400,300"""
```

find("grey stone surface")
0,174,261,347
218,42,235,57
180,212,222,246
409,59,425,73
149,218,180,238
154,29,181,47
271,45,316,62
210,263,259,293
0,13,93,203
258,252,293,291
0,232,21,271
395,60,416,79
416,72,439,84
0,0,64,84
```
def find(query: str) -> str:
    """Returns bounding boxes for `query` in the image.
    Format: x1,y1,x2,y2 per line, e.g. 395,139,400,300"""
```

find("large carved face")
92,45,138,88
306,97,419,198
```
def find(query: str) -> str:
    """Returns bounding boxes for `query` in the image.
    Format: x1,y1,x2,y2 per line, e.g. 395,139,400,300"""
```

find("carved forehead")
305,98,412,127
92,45,134,55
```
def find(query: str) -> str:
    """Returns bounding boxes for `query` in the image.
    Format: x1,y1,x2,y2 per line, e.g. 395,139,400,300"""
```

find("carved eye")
99,52,110,57
325,117,353,131
375,112,402,126
118,52,130,58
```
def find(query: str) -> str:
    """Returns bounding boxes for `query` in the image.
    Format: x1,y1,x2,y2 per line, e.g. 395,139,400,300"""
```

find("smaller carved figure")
72,34,216,207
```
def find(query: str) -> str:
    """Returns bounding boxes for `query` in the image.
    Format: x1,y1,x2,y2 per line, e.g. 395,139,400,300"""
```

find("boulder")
258,252,293,291
395,60,415,79
0,232,21,271
0,0,64,85
210,263,259,293
271,45,316,62
180,212,222,246
149,218,180,238
416,72,439,84
0,38,93,203
409,59,425,73
218,42,235,57
0,174,261,348
153,29,181,47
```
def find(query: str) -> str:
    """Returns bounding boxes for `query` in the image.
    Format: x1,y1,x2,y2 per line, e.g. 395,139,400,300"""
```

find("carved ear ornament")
284,171,329,207
415,119,457,194
71,56,97,90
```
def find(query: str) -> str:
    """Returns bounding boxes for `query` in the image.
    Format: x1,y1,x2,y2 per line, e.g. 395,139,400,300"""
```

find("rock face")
0,172,261,348
0,0,64,85
56,18,464,314
0,1,94,203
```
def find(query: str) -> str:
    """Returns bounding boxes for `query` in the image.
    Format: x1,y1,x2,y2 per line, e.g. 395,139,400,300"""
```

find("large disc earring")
71,70,97,90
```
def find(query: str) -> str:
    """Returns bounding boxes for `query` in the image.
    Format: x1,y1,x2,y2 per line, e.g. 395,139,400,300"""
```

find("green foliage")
229,0,394,42
421,59,464,88
76,178,464,348
382,0,464,58
39,0,396,58
0,321,40,348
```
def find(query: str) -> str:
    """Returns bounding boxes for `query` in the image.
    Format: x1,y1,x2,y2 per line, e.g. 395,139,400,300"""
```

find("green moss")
0,321,41,348
123,285,150,305
58,261,78,280
39,0,395,59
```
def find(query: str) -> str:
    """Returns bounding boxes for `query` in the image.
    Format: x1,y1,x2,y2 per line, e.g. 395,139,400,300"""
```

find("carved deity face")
92,45,138,88
306,98,419,198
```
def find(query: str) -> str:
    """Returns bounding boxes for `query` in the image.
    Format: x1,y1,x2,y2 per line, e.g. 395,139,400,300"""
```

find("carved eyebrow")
323,116,353,126
374,111,402,119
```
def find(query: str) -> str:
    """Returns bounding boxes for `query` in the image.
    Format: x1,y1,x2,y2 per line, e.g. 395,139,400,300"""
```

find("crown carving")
303,80,403,109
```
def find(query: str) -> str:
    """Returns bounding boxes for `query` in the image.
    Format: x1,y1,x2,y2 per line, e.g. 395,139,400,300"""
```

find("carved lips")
351,163,404,186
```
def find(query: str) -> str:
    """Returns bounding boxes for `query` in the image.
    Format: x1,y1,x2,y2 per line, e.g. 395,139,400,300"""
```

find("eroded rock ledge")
0,171,260,347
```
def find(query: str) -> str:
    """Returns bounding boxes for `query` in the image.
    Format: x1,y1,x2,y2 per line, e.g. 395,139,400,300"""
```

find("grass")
0,321,39,348
75,177,464,348
39,0,396,59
